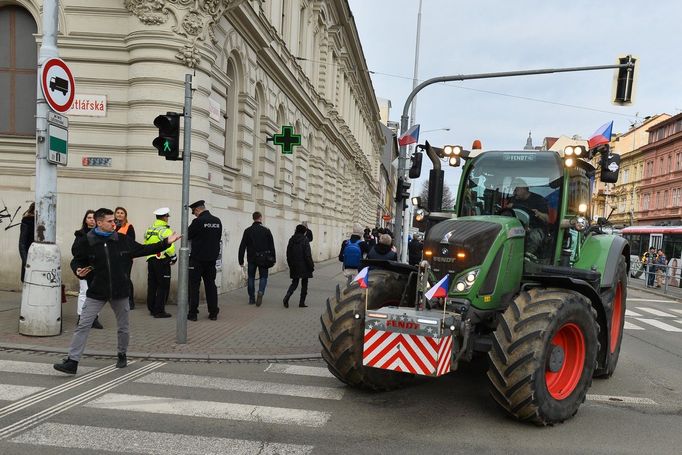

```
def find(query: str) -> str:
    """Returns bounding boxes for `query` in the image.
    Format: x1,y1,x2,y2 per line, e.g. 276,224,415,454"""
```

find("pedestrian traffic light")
153,112,180,160
409,151,423,178
395,177,411,209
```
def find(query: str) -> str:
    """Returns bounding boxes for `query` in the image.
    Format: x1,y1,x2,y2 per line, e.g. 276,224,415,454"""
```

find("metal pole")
393,59,636,251
176,74,192,344
35,0,59,244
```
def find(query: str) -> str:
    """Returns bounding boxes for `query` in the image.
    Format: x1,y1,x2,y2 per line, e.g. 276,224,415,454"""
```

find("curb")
0,342,322,363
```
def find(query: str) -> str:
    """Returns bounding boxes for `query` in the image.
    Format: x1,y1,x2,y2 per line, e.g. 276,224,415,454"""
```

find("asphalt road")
0,287,680,455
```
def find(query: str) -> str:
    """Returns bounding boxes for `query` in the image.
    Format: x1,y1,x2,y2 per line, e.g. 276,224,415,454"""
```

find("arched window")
253,83,266,186
275,105,286,188
0,6,37,136
224,58,238,167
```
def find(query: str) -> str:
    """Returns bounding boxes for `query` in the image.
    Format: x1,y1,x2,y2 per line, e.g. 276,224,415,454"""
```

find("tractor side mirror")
600,153,621,183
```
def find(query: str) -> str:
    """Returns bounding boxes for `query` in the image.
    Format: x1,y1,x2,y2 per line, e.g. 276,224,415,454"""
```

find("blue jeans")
247,262,269,300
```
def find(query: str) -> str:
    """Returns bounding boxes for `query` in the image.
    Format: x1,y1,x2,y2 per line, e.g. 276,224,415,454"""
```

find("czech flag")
588,121,613,149
352,266,369,289
398,124,420,146
424,274,450,300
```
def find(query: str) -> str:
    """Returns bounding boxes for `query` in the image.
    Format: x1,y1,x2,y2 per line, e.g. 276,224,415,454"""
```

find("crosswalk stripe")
10,423,314,455
85,393,331,428
625,309,642,317
634,318,682,332
628,298,675,303
136,372,344,400
265,363,335,378
587,394,657,405
676,319,682,326
624,321,644,330
0,385,45,401
637,307,676,318
0,360,95,376
671,309,682,316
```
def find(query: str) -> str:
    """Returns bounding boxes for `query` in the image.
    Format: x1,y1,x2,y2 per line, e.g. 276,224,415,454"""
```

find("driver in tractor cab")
505,178,549,259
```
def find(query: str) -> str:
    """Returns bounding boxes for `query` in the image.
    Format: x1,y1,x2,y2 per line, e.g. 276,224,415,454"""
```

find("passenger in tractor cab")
505,178,550,259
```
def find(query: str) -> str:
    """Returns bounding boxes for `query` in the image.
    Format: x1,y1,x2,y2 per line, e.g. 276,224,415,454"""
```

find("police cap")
189,200,205,210
153,207,170,216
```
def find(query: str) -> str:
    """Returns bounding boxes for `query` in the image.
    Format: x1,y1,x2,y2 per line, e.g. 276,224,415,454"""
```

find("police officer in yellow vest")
145,207,177,318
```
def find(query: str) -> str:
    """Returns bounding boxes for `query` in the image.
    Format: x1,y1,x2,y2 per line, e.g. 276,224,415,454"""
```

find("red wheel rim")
545,323,586,400
610,282,623,353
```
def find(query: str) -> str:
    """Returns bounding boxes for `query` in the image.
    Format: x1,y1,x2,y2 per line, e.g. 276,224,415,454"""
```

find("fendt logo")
386,320,420,330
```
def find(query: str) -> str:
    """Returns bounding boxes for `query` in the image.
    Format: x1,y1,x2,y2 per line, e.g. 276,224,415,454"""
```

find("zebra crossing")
625,306,682,332
0,359,343,454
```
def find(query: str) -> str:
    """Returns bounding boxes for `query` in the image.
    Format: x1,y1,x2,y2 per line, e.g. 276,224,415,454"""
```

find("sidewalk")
0,259,347,361
628,273,682,301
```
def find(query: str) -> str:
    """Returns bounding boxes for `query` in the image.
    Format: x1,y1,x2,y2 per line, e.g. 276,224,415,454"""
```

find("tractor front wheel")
319,269,414,391
488,288,599,425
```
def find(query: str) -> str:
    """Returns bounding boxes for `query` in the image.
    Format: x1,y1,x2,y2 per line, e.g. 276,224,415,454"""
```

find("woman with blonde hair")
114,206,136,309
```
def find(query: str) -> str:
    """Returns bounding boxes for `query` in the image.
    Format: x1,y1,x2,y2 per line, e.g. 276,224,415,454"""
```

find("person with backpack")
338,223,369,275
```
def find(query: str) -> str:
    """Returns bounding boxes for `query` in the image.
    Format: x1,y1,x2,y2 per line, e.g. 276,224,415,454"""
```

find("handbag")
254,250,276,268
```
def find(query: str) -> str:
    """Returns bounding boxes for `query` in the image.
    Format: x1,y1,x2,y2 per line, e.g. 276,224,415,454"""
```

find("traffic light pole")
394,58,636,261
176,74,192,344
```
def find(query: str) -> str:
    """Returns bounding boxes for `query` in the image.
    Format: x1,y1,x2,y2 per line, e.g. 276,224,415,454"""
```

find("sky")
347,0,682,194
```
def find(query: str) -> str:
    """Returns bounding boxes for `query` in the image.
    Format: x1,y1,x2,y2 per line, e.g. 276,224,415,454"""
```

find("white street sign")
47,123,68,166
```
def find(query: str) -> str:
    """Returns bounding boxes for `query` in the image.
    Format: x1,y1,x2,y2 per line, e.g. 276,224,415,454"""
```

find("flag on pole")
398,124,420,146
588,121,613,149
424,274,450,300
352,266,370,289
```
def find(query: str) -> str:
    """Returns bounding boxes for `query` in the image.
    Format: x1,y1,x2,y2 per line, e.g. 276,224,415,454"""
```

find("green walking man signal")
153,112,181,160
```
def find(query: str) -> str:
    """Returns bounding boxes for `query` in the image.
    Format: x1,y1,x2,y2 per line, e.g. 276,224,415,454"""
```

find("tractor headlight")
574,216,588,231
415,208,426,222
453,269,479,293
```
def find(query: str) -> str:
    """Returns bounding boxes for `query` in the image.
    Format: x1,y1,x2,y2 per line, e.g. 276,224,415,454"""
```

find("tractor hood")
424,216,525,280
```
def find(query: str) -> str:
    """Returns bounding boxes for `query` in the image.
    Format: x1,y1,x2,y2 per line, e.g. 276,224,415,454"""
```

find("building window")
0,6,37,136
659,157,664,175
622,168,629,184
677,153,682,171
642,193,650,210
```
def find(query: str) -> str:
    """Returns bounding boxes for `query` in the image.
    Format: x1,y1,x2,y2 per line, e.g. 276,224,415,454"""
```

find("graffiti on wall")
0,202,22,231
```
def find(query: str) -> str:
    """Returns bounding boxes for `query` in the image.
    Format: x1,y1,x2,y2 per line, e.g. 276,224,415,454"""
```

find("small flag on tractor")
352,266,369,289
588,121,613,149
424,274,449,300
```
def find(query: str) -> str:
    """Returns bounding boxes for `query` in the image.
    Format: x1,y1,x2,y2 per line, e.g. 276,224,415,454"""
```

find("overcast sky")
348,0,682,152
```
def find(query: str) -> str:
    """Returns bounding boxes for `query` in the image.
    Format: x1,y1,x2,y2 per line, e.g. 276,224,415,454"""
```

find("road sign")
40,58,76,113
272,125,301,154
47,123,68,166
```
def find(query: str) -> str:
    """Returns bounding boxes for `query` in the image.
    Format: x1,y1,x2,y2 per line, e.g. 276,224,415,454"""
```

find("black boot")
299,290,308,308
91,316,103,329
116,352,127,368
283,292,292,308
54,358,78,374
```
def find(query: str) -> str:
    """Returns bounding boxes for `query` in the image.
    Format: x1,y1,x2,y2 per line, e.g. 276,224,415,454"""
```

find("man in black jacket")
54,208,180,375
187,200,223,321
238,211,275,306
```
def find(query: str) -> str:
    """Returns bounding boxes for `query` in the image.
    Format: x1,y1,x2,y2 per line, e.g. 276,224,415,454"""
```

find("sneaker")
116,353,127,368
256,291,264,307
248,298,256,305
153,312,172,318
91,316,103,330
54,358,78,375
208,314,218,321
187,314,198,321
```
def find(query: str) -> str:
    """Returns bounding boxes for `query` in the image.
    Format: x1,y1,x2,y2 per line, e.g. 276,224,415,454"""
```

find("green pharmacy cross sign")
272,125,301,154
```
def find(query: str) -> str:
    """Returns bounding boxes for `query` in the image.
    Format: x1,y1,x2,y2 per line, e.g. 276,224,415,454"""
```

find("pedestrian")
144,207,177,318
644,246,656,287
283,224,314,308
408,233,424,266
655,249,667,288
187,200,223,321
302,221,313,243
670,258,680,288
53,208,181,375
338,223,369,276
363,227,376,250
72,209,103,329
18,202,35,282
368,234,398,261
238,211,276,306
114,206,136,310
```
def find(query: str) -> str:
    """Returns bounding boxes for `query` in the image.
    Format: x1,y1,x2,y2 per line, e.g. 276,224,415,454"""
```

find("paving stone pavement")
0,259,348,360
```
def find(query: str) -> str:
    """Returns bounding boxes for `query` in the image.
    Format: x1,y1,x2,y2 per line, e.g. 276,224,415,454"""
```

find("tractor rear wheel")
595,255,627,378
488,288,599,425
319,269,414,391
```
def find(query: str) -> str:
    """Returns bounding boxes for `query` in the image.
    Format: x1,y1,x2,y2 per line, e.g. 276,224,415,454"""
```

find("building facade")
0,0,385,295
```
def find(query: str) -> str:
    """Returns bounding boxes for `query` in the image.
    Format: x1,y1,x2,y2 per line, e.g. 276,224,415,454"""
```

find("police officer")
187,200,223,321
144,207,176,318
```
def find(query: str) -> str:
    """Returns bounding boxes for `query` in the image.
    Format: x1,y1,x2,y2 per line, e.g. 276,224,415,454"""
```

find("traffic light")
153,112,180,160
612,55,637,105
395,177,411,210
409,151,423,178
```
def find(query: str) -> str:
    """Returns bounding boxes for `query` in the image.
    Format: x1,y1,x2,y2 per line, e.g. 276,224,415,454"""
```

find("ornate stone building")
0,0,385,294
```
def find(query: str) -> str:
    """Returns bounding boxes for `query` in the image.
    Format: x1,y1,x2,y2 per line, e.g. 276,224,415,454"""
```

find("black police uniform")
188,203,223,319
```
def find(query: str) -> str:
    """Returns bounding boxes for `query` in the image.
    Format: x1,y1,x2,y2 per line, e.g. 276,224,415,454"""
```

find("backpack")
343,239,362,269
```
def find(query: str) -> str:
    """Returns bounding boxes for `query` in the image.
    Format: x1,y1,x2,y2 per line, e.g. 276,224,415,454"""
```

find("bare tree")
417,179,457,210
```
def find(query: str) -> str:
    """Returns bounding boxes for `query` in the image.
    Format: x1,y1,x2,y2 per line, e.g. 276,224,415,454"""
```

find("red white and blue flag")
352,266,369,289
588,121,613,149
398,124,420,146
424,274,449,300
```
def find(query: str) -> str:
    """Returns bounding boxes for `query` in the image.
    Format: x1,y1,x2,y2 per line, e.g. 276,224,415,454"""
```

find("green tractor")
319,142,628,425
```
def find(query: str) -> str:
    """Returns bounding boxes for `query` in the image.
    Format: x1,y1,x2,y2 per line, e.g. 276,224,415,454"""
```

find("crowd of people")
641,247,674,288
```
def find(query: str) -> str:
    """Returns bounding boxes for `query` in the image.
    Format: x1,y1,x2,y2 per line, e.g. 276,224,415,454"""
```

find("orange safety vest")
117,222,132,235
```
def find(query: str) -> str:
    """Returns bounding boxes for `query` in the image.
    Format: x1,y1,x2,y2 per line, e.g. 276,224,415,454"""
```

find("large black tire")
595,255,627,378
488,288,599,426
319,269,414,391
